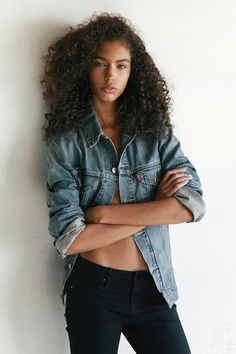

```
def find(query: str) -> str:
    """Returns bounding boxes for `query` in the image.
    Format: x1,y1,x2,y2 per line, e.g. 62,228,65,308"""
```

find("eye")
94,62,106,67
93,62,127,69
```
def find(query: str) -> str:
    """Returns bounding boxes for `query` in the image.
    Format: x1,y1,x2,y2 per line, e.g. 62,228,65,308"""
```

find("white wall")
1,1,236,353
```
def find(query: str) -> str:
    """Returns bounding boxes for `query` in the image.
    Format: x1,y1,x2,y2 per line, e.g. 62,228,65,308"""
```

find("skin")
65,40,193,259
87,40,132,128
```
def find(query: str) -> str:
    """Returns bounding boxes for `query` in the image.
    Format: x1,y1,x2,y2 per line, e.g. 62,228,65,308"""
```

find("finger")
163,168,187,176
160,168,187,184
161,173,192,189
166,179,191,195
158,178,191,197
164,174,192,189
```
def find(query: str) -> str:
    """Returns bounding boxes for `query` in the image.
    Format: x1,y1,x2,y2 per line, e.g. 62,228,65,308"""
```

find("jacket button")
111,167,117,174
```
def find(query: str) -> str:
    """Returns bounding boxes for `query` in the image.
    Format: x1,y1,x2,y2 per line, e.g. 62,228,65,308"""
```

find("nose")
104,66,116,84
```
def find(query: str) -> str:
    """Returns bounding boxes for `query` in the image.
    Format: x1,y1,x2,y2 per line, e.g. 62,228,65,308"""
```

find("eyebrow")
92,55,131,63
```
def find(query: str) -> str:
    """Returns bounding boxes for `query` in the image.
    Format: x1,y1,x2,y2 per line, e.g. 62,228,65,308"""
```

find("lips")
101,86,117,93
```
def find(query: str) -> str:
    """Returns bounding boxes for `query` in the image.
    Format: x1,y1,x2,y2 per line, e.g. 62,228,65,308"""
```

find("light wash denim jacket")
45,101,206,309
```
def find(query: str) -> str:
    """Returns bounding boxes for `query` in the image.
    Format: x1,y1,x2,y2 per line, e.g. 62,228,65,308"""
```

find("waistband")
73,254,151,280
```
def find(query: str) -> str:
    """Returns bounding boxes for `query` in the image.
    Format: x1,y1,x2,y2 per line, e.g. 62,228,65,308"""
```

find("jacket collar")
79,100,136,148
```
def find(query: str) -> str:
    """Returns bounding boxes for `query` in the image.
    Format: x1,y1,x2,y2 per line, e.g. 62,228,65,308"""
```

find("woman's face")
87,40,132,104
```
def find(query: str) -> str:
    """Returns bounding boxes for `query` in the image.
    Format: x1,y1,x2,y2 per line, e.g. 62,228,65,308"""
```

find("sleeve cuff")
173,185,206,223
54,217,86,259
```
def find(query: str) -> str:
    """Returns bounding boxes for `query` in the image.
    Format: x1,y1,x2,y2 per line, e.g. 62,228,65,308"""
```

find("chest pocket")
132,162,161,200
72,168,102,207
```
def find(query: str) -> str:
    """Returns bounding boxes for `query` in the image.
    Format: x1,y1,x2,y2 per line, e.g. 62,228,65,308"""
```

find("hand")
155,168,192,200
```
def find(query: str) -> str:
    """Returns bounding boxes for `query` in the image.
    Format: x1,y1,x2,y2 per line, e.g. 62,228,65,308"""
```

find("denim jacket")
45,101,206,309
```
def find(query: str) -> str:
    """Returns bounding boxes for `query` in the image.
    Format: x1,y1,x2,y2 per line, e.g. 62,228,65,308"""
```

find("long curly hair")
40,12,174,141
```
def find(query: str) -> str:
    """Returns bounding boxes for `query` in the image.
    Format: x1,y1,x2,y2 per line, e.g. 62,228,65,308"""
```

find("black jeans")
64,254,191,354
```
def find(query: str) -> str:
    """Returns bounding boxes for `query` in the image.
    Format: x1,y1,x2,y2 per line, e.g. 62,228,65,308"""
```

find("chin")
97,94,119,103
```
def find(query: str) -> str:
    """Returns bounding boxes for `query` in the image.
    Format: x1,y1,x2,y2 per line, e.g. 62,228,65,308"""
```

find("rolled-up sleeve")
46,141,86,258
158,128,206,223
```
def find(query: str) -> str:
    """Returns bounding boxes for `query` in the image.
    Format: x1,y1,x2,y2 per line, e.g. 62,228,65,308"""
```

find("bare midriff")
80,126,148,271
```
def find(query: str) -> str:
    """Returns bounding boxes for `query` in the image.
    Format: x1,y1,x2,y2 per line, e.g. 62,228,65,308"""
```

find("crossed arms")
65,168,194,256
84,168,193,226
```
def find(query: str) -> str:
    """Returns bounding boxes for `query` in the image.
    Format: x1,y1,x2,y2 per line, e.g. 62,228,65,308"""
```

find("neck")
91,97,120,129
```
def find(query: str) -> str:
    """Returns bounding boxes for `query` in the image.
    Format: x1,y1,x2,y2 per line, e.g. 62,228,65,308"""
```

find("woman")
41,12,206,354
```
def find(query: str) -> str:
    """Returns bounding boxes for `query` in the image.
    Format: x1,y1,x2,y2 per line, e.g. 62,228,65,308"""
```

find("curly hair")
40,12,174,141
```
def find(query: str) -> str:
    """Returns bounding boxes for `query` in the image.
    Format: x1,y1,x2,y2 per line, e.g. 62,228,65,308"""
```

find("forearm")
65,222,146,255
92,198,193,226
